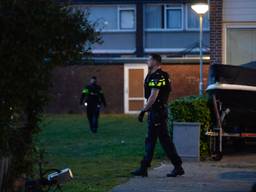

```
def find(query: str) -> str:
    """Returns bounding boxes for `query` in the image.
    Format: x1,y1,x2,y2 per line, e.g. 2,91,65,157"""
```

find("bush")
169,96,212,159
0,0,101,190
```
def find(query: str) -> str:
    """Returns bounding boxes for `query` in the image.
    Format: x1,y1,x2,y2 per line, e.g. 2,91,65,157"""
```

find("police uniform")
80,83,106,133
141,68,182,169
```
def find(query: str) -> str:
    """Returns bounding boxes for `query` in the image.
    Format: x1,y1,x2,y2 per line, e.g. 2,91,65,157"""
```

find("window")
119,9,135,30
145,5,162,29
144,4,183,30
165,5,182,29
87,5,136,31
88,6,117,30
186,5,209,30
226,28,256,65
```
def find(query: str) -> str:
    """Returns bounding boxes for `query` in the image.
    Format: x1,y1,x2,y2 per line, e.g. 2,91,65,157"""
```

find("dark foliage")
0,0,101,190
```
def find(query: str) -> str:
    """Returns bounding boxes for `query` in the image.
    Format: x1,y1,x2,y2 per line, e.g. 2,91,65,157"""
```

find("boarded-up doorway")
124,64,148,114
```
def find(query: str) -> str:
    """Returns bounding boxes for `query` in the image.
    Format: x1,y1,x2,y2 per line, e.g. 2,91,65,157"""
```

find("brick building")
47,0,211,114
210,0,256,66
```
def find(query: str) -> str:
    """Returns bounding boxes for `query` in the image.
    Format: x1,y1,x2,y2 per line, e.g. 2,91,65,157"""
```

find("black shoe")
166,167,185,177
131,167,148,177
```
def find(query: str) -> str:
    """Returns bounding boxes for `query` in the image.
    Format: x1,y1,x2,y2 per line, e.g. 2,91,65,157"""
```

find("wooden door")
124,64,148,114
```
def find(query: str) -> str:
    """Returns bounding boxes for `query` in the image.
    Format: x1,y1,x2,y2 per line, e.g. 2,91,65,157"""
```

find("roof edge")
81,56,210,64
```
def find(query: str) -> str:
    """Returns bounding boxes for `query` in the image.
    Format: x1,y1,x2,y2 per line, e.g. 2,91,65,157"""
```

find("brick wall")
47,65,124,114
210,0,223,65
46,63,209,114
162,64,209,100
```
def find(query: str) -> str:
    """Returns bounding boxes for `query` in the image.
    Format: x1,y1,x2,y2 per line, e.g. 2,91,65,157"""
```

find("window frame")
118,6,136,31
86,5,136,33
223,23,256,64
144,4,184,32
185,4,210,31
164,4,184,31
87,5,118,32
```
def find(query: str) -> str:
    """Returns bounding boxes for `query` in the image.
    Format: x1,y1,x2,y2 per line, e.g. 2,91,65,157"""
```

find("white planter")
173,122,201,161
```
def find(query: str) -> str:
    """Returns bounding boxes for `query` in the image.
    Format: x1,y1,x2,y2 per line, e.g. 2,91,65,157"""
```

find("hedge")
169,96,212,159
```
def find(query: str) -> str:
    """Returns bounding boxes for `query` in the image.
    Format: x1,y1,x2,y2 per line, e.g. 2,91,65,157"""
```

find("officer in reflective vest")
80,76,106,133
131,54,184,177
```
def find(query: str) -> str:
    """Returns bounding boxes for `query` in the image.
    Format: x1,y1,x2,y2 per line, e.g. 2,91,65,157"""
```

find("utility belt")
149,100,168,112
148,104,168,123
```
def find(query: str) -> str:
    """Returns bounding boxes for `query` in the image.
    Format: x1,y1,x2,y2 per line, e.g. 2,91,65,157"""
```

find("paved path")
112,154,256,192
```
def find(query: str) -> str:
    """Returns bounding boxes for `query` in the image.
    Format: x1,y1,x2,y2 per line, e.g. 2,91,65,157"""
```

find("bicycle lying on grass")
25,151,73,192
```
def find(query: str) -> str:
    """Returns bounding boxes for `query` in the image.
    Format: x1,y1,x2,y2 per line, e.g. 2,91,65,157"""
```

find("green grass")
37,114,165,192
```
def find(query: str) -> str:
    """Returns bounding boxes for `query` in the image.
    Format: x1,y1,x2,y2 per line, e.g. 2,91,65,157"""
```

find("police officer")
131,54,184,177
80,76,106,133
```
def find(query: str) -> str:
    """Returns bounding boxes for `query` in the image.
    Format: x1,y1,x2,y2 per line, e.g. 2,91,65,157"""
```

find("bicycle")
25,151,72,192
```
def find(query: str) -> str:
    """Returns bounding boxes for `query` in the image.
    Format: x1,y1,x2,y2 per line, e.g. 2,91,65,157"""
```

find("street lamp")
191,3,209,96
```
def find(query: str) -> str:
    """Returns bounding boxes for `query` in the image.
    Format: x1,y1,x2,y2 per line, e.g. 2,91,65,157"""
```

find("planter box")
173,122,201,161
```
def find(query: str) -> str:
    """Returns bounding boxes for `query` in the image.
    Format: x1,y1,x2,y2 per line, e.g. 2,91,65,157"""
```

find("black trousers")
141,108,182,168
87,106,100,133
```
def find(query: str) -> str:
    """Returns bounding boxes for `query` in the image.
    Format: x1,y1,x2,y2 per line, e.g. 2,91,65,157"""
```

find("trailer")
206,63,256,160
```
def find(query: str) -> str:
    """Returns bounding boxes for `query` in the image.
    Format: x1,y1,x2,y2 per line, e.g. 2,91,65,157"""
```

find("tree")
0,0,101,190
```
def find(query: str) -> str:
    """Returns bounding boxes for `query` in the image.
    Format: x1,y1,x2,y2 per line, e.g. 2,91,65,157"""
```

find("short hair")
150,53,162,63
91,76,97,80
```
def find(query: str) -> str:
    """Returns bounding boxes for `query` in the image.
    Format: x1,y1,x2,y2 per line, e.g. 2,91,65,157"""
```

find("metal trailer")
206,63,256,161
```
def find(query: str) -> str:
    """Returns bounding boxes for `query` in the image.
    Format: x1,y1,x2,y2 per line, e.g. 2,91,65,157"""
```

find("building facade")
73,0,210,56
210,0,256,66
48,0,210,114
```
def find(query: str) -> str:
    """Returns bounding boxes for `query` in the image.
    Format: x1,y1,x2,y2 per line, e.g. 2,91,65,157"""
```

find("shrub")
0,0,101,190
169,96,212,159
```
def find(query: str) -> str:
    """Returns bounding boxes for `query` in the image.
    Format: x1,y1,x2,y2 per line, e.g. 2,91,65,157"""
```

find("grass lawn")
38,114,165,192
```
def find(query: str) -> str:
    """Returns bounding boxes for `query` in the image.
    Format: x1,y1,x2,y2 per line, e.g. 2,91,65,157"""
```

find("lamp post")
191,3,209,96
